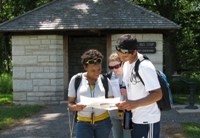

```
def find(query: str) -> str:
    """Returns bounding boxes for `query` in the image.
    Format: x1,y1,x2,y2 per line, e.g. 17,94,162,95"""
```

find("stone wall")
12,35,64,104
11,33,163,104
111,34,163,71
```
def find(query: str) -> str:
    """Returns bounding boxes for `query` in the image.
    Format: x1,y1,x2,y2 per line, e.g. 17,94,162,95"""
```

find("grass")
183,123,200,138
172,94,200,138
173,94,200,105
0,93,13,106
0,93,44,130
0,104,44,130
3,93,197,136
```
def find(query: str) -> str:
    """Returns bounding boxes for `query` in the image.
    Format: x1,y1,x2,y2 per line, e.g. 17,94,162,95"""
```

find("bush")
0,73,12,94
170,71,200,95
170,81,188,95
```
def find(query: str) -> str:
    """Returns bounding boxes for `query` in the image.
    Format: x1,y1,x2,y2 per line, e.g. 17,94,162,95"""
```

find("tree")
0,0,53,74
131,0,200,75
175,1,200,72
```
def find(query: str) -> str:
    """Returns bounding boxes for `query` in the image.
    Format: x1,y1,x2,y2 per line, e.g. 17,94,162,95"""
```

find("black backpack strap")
100,74,109,98
74,73,82,98
73,73,82,123
75,73,109,98
106,72,112,79
134,55,149,85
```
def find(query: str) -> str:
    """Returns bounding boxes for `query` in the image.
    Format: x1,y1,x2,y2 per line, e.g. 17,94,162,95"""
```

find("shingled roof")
0,0,180,32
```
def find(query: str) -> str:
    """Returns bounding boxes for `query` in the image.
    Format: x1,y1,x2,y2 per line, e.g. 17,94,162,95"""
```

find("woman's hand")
75,104,87,111
68,97,86,111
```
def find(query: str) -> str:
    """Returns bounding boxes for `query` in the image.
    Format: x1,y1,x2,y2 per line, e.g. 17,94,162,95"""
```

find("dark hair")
116,34,138,52
81,49,103,65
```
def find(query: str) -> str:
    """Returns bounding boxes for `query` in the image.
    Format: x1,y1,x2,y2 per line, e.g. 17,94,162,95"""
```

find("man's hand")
116,100,139,111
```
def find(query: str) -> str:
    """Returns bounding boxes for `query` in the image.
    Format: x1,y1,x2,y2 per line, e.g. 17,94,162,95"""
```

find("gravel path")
0,104,200,138
160,105,200,138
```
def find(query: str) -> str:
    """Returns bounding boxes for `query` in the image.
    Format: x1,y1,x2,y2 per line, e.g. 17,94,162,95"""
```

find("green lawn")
172,94,200,138
0,105,43,130
1,92,200,136
0,94,13,106
0,93,44,130
173,94,200,105
183,123,200,138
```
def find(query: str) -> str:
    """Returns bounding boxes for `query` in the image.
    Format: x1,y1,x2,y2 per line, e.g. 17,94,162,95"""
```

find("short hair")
81,49,103,65
108,52,121,63
116,34,138,52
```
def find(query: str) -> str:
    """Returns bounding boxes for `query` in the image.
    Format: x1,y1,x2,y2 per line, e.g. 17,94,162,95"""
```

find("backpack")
74,73,110,98
72,73,110,122
134,55,172,111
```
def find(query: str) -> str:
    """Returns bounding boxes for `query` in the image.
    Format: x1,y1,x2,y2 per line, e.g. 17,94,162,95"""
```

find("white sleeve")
68,75,77,97
139,60,161,92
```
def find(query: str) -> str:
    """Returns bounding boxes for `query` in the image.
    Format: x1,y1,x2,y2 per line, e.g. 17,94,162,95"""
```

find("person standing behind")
115,34,162,138
68,49,113,138
108,52,131,138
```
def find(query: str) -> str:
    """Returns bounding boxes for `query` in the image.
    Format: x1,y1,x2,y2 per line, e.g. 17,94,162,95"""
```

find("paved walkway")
0,103,200,138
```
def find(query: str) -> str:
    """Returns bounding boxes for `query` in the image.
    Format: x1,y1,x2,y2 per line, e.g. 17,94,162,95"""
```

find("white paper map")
78,96,120,110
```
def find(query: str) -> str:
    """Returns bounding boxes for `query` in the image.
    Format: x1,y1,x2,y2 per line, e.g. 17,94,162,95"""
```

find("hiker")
115,34,162,138
68,49,113,138
108,52,131,138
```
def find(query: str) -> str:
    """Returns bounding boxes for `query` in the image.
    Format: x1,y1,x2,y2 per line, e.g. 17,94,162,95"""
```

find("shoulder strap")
74,73,82,98
134,55,149,85
100,74,109,98
105,72,112,79
74,73,109,98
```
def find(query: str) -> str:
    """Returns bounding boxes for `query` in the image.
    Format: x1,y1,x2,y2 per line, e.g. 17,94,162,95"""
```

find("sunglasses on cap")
84,58,102,65
115,45,133,54
109,62,122,70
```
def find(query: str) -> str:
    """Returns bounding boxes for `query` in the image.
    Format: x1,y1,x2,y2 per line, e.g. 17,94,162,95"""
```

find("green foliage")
173,94,200,105
0,0,199,75
181,72,200,95
173,94,188,104
183,123,200,138
0,0,54,74
171,81,188,94
0,105,43,130
0,94,13,106
130,0,200,74
0,0,54,21
172,0,200,71
170,71,200,95
0,73,12,94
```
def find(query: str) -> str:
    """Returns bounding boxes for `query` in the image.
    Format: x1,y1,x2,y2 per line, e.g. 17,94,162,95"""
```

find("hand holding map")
78,96,120,110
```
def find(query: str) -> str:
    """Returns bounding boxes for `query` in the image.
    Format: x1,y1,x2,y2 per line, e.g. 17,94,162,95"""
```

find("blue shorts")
131,122,160,138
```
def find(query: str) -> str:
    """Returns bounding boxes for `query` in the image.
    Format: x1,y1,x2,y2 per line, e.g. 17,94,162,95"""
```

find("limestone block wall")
12,35,64,104
111,34,163,71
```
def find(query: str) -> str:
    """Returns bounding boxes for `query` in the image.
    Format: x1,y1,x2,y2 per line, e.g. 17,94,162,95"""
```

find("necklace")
89,84,95,97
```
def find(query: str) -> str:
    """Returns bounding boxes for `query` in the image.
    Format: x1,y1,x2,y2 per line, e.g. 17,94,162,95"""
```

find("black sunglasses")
109,63,122,70
85,58,102,65
115,45,133,54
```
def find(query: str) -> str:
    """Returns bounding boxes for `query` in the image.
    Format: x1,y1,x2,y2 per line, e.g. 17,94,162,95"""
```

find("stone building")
0,0,180,104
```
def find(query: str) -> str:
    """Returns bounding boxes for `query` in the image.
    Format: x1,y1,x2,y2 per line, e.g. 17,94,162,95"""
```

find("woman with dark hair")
68,49,113,138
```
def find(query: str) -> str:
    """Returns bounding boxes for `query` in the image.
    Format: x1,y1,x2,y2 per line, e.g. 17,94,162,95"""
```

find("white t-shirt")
123,53,161,124
68,72,113,118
